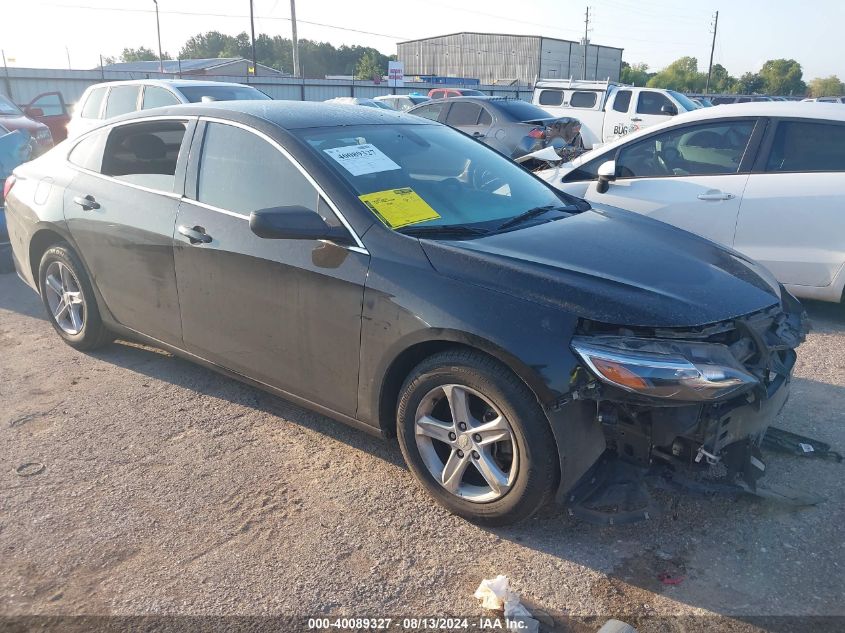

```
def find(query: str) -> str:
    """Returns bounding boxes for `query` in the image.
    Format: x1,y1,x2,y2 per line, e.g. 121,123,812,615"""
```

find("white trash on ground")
474,575,539,632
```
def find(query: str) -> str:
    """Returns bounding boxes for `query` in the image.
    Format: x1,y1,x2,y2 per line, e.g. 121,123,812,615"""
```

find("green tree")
736,72,765,94
647,56,706,92
120,46,170,62
707,64,736,92
808,75,845,97
179,31,232,59
758,59,805,95
354,51,384,80
621,61,651,86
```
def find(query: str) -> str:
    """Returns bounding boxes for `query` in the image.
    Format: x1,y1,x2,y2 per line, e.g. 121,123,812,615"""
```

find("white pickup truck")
532,80,699,149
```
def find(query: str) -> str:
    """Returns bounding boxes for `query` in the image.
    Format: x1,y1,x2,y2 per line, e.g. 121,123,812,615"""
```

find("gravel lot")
1,270,843,632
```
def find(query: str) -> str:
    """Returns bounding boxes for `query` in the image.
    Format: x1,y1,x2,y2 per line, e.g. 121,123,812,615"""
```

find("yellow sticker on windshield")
358,187,441,229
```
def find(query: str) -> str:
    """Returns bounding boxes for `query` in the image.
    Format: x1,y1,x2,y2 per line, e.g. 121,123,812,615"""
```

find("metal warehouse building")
397,32,623,85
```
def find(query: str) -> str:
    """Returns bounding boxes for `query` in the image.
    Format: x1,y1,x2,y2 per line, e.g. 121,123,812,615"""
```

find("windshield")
0,95,23,116
494,99,552,121
176,85,270,103
667,90,699,112
296,123,580,234
409,95,430,104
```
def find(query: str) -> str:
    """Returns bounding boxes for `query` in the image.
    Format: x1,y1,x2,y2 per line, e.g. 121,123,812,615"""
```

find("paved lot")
1,270,843,632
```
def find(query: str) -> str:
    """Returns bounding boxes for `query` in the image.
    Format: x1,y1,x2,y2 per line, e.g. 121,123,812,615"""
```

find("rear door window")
100,120,187,191
430,90,445,100
80,87,107,119
538,90,563,106
636,91,674,115
195,122,318,214
104,85,141,118
569,91,598,108
411,103,446,121
445,102,482,126
765,120,845,172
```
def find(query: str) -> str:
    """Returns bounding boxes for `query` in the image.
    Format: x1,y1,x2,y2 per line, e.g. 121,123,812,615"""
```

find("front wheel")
397,350,559,525
38,243,112,350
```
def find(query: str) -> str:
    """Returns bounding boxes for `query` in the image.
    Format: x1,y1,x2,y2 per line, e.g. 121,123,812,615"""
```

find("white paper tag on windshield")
799,442,815,453
323,144,401,176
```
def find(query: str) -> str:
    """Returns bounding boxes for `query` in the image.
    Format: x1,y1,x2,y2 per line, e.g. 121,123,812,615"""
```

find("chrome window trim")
198,116,368,253
65,115,197,199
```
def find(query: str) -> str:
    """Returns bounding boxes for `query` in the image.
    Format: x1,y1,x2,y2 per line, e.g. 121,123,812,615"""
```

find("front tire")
38,243,112,350
397,350,559,525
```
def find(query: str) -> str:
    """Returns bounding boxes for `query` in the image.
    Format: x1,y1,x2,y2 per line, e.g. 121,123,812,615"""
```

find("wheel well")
28,229,67,285
377,340,541,438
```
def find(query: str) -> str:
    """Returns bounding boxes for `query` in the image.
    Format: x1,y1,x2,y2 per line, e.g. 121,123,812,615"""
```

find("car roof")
111,99,432,130
83,79,259,91
571,101,845,164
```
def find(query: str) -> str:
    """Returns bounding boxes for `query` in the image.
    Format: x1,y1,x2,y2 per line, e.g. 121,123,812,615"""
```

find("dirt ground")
1,270,843,633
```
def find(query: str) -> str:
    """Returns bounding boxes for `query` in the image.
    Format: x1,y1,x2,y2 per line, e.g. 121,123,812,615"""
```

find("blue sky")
3,0,843,80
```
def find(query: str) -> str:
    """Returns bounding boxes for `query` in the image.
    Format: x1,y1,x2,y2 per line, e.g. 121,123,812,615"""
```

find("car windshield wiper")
398,224,489,239
495,205,571,232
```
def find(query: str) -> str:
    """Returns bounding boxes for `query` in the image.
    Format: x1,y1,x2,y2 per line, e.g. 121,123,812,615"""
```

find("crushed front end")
567,290,809,514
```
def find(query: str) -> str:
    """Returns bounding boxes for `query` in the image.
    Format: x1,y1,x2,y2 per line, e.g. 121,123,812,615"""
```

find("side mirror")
249,206,354,245
596,160,617,194
25,107,44,118
660,103,678,116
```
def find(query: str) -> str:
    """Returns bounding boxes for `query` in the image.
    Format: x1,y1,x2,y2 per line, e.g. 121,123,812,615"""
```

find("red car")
427,87,485,99
0,91,69,155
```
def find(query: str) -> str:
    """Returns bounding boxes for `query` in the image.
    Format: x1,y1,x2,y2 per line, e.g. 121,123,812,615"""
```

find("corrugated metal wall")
538,39,622,82
399,33,542,85
398,33,622,84
0,67,533,106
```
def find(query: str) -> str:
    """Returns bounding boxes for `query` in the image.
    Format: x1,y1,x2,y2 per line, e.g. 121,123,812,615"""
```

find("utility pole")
582,6,590,80
249,0,258,77
290,0,300,78
153,0,164,73
705,11,719,93
65,46,71,70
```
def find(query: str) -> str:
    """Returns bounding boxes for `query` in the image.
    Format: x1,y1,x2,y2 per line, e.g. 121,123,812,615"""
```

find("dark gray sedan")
408,96,583,159
4,101,805,525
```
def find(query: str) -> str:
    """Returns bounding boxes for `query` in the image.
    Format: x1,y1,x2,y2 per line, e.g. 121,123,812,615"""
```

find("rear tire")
396,349,559,525
38,243,112,350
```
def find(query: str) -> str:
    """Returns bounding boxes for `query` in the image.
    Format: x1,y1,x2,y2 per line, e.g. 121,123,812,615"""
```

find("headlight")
571,336,759,401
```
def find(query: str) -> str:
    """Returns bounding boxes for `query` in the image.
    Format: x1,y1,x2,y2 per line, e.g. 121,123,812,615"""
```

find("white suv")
67,79,270,138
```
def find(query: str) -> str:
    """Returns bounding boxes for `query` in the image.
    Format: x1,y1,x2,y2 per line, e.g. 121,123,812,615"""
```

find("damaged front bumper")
556,292,810,515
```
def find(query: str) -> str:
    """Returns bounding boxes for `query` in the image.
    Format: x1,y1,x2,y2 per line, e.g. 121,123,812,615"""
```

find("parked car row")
2,81,839,526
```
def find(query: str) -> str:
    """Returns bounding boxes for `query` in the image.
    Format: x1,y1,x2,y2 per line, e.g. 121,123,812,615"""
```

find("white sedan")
536,102,845,303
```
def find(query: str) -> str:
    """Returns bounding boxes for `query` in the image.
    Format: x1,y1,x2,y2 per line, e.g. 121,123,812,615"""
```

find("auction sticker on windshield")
324,144,401,176
358,187,441,229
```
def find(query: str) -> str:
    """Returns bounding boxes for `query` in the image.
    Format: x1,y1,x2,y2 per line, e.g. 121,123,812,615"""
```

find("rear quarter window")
80,87,107,119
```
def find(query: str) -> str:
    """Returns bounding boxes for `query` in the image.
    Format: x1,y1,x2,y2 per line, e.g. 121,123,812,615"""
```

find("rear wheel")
38,244,111,350
397,350,559,525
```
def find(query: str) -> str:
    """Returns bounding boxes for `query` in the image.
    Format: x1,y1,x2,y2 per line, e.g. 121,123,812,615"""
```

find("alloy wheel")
44,261,85,335
414,384,519,503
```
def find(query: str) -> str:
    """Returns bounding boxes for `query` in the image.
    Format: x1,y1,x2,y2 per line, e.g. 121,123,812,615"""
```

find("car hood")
420,205,781,328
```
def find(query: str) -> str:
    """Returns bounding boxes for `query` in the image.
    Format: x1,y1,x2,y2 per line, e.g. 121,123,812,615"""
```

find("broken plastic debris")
474,575,539,632
657,571,684,585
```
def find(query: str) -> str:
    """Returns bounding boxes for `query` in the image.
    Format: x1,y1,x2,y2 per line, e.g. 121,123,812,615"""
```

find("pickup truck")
532,80,698,149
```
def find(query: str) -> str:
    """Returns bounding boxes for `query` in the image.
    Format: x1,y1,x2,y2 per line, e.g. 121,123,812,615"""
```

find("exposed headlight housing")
571,336,759,402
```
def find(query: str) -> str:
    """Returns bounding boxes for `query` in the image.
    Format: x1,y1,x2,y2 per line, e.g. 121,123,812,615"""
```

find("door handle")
73,194,100,210
697,192,735,201
630,117,643,122
472,131,485,138
178,225,212,244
